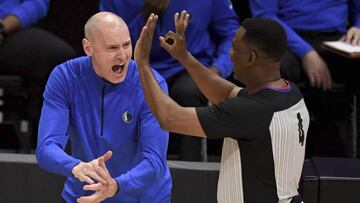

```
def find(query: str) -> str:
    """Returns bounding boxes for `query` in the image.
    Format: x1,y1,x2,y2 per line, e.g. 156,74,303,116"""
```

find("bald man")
36,12,171,203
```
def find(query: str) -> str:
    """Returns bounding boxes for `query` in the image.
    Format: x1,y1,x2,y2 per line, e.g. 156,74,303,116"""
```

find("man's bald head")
84,12,127,41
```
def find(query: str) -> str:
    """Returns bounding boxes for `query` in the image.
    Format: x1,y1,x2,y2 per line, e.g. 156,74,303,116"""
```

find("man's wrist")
71,162,81,177
178,51,191,64
136,59,151,69
111,179,120,197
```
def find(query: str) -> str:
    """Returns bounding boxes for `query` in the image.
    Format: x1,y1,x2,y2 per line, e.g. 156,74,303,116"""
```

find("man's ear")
82,38,92,56
247,50,257,66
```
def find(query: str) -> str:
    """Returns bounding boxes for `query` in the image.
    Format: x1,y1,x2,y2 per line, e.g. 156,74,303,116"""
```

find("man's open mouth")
112,64,125,74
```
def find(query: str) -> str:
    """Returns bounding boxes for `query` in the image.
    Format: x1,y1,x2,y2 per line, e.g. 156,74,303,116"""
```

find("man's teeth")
112,64,124,74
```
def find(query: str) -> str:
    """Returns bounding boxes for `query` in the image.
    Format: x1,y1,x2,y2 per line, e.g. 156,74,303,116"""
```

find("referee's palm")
134,14,158,66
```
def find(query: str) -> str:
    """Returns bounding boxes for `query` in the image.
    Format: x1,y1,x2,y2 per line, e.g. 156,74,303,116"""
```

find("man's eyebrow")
105,43,119,47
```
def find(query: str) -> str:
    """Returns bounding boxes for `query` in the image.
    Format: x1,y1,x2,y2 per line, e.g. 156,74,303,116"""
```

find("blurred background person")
0,0,77,149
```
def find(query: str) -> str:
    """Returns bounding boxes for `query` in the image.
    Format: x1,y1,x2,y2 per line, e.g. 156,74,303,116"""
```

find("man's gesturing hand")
77,151,119,203
72,151,113,185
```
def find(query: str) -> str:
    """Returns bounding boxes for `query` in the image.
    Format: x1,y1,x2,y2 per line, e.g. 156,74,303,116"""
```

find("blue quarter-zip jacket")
0,0,49,28
36,56,172,203
100,0,239,78
250,0,360,58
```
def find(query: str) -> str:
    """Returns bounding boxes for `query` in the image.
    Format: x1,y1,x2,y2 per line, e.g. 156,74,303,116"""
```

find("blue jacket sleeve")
349,0,360,28
250,0,313,58
10,0,49,28
115,76,169,196
35,66,81,177
209,0,240,78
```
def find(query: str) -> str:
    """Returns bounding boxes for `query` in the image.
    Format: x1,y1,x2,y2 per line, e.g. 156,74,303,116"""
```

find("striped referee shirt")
196,81,309,203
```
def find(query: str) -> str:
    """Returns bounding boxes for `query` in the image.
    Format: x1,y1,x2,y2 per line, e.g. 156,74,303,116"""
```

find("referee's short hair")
241,18,287,62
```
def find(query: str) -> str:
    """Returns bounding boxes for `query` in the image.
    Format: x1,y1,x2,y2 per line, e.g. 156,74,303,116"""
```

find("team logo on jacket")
122,111,133,123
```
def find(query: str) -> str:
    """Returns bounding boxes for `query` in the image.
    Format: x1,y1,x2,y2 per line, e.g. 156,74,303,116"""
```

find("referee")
135,12,309,203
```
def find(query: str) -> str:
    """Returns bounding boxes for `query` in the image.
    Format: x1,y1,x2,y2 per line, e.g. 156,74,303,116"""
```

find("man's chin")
109,76,125,84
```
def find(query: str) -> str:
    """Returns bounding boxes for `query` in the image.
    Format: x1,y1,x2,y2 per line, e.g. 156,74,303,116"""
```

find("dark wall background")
36,0,250,56
231,0,252,21
31,0,253,115
37,0,99,55
1,155,360,203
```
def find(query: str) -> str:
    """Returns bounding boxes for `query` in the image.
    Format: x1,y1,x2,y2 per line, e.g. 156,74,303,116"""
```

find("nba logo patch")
122,111,133,123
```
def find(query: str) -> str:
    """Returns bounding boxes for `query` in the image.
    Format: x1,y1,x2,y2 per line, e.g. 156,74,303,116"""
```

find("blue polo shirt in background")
0,0,49,28
100,0,240,78
250,0,360,58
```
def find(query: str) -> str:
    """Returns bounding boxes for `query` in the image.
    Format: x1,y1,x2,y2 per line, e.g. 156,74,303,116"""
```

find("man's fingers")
344,34,350,44
175,10,190,36
345,29,359,45
79,173,95,184
175,12,183,35
102,151,112,162
316,72,324,89
159,36,172,51
78,161,108,184
179,10,186,22
148,14,158,41
174,12,179,28
345,31,352,44
83,183,103,191
87,170,107,184
351,34,359,46
146,13,157,35
164,31,179,41
354,37,360,46
347,31,354,45
184,13,190,29
137,26,147,45
98,157,111,178
345,27,360,45
308,73,315,87
139,14,158,46
317,64,331,91
145,13,155,27
98,157,105,168
77,194,99,203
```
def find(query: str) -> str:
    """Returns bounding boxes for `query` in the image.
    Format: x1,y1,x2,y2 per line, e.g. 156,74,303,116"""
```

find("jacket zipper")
100,85,105,136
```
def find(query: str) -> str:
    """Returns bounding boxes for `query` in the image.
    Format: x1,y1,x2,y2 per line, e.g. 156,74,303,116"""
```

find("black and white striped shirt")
196,82,309,203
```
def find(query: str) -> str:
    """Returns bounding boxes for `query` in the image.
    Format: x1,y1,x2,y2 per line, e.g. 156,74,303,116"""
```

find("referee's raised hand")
160,10,190,63
134,13,158,68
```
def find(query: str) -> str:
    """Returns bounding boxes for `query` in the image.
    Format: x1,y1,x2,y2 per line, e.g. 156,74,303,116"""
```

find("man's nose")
116,48,126,59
